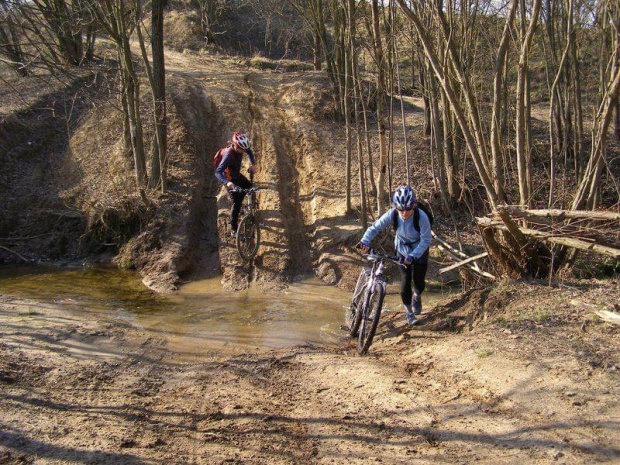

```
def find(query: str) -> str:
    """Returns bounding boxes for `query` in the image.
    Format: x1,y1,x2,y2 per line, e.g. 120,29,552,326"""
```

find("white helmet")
393,185,416,210
232,132,251,151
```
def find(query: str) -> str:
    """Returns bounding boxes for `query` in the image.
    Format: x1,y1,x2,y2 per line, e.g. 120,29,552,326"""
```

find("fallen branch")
596,311,620,326
439,252,489,274
0,245,30,262
477,217,620,258
500,206,620,221
433,233,496,280
42,209,82,219
570,300,620,326
433,232,475,261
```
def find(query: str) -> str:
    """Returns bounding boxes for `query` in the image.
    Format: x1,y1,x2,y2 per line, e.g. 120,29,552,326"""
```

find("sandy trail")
1,282,619,464
1,51,619,465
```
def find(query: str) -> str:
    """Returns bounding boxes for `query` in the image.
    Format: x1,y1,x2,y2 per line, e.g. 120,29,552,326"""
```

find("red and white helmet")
232,132,251,151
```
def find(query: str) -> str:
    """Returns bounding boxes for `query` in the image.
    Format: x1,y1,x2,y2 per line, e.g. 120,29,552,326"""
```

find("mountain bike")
230,184,261,262
347,249,401,355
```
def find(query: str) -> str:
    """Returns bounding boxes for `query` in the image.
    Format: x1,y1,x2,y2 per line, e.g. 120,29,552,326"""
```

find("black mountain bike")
231,184,261,262
347,250,400,355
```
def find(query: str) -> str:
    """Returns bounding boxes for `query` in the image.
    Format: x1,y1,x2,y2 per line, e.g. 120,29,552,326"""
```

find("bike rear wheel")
347,269,369,337
236,214,260,261
357,283,385,355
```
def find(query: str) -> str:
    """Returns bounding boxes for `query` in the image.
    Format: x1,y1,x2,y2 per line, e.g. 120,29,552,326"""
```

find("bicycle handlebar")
357,245,400,264
229,186,261,194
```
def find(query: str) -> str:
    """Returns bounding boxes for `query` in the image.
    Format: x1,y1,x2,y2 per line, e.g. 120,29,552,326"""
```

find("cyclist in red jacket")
215,132,257,236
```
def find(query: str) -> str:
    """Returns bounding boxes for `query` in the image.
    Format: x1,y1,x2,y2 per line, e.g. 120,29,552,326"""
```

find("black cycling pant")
398,249,429,305
229,175,252,232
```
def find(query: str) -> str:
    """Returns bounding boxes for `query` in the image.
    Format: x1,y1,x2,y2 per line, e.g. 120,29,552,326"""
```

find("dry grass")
248,55,314,73
164,10,205,52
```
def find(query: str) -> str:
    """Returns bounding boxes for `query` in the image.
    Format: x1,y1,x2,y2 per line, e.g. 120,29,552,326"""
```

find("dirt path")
2,279,619,464
3,50,618,465
162,51,364,291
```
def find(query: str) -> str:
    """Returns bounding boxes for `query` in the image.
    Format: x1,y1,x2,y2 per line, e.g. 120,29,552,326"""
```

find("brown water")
0,264,448,357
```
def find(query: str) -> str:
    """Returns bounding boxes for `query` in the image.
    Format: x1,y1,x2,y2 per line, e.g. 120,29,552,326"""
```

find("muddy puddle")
0,264,448,359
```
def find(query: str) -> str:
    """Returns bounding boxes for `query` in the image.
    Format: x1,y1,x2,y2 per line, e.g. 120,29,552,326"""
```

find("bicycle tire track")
241,73,313,285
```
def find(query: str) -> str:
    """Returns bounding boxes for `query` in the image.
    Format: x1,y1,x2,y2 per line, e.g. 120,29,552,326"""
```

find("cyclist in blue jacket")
215,132,257,236
358,185,432,325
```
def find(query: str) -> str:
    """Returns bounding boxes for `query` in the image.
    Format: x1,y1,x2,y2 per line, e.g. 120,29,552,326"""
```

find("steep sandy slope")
0,50,427,291
164,51,365,290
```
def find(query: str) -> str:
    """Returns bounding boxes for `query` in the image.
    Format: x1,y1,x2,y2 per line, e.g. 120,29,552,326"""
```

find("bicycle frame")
360,255,388,306
350,250,401,354
230,186,260,211
241,189,259,218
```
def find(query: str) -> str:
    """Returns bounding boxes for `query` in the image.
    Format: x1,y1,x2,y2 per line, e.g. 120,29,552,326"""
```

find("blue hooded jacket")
361,208,432,262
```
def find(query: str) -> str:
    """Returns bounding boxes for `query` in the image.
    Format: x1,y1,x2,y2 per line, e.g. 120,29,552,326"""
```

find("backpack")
213,146,231,180
391,200,434,234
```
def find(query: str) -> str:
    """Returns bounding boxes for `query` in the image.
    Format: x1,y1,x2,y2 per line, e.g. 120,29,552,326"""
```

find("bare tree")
124,0,169,193
515,0,542,208
490,0,518,202
572,0,620,209
396,0,500,208
30,0,88,65
90,0,147,189
145,0,167,192
192,0,226,45
369,0,389,215
0,0,28,76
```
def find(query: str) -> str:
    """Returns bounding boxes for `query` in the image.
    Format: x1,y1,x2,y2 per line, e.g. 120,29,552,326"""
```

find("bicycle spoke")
347,270,369,337
357,283,385,355
236,214,260,261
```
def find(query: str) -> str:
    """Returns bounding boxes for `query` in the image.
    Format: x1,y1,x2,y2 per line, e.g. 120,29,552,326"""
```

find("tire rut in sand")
271,123,313,276
243,73,313,283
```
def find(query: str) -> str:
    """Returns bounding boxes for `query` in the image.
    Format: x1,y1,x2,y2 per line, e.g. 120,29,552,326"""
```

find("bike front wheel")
348,269,369,337
236,214,261,261
357,282,385,355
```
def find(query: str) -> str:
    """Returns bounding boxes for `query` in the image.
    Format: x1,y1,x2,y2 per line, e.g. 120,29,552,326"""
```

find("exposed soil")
167,51,367,292
1,279,619,464
0,49,377,292
2,43,620,465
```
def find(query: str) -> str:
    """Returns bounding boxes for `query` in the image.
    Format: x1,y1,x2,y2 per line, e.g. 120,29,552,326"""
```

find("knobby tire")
357,283,385,355
348,269,369,337
236,214,260,261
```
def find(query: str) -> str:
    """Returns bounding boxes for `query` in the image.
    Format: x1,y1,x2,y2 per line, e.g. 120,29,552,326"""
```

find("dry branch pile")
476,206,620,278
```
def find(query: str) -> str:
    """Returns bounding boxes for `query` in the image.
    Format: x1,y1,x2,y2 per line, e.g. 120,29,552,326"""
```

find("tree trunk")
151,0,168,192
516,0,542,208
122,46,147,188
572,1,620,210
358,78,377,196
351,22,367,228
0,19,28,76
34,0,84,65
371,0,388,215
572,66,620,209
572,40,584,177
313,29,322,71
547,0,573,208
395,0,499,208
342,0,353,215
441,90,459,200
490,0,517,203
614,95,620,143
428,72,450,211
